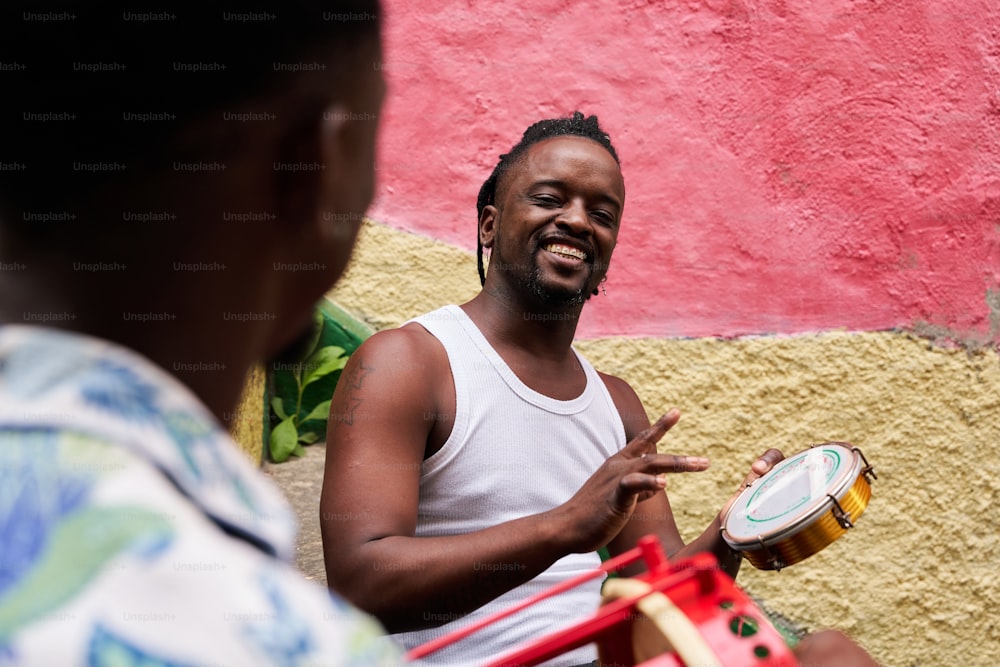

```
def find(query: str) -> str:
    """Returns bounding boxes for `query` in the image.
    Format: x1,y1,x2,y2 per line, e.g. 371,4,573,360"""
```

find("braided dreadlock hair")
475,111,621,286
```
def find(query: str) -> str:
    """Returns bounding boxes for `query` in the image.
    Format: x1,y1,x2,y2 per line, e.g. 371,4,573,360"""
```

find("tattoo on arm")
337,360,374,427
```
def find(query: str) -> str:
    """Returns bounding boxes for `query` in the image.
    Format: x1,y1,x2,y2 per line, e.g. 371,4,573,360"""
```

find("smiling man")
320,112,784,665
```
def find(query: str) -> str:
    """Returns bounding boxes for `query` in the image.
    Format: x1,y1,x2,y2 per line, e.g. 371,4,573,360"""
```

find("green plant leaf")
304,309,325,358
301,399,332,424
270,396,289,421
292,443,306,458
297,432,319,445
302,345,348,388
269,417,299,463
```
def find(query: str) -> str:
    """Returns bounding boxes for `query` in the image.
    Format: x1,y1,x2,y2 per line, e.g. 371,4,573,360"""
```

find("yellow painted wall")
577,334,1000,666
326,220,1000,665
327,220,482,331
228,363,265,465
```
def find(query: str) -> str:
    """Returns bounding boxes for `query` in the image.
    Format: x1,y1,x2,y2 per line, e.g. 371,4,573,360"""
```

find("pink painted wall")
369,0,1000,340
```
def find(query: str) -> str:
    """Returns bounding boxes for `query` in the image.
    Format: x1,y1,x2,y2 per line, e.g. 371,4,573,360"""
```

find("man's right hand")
550,409,710,554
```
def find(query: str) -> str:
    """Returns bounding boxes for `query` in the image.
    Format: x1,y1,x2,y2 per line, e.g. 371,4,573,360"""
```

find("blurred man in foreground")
0,3,397,664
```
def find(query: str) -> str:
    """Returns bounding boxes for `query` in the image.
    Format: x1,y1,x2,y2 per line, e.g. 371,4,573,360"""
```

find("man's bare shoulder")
351,321,449,381
329,321,451,429
596,369,641,405
596,370,649,439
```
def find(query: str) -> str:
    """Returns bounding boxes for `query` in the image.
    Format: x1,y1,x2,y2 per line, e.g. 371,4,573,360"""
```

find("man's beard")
523,265,592,307
495,243,596,307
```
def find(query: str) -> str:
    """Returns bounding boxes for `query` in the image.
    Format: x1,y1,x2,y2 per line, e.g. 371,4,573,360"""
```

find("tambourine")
722,442,877,571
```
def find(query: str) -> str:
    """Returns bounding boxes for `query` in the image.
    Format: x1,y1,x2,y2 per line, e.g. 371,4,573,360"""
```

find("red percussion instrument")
406,535,798,667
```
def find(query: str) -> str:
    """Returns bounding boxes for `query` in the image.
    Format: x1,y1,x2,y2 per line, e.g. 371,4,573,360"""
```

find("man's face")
486,135,625,308
319,37,386,282
266,36,385,363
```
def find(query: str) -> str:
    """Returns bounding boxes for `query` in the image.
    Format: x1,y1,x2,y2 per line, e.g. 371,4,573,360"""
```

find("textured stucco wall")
327,220,482,331
370,0,1000,340
330,219,1000,666
577,334,1000,666
227,364,265,465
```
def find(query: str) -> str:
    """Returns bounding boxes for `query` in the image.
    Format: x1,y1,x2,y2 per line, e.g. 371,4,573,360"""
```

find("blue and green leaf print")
88,624,195,667
0,433,174,645
241,573,315,666
0,338,90,399
80,360,161,425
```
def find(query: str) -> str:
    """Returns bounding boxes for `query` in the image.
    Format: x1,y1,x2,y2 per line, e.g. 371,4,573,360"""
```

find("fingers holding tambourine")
720,448,784,519
743,448,784,486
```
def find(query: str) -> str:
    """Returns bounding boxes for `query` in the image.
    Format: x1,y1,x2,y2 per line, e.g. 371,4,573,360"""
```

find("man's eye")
592,211,615,225
533,195,561,206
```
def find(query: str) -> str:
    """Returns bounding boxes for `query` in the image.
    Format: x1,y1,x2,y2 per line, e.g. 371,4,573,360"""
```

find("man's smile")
542,243,588,262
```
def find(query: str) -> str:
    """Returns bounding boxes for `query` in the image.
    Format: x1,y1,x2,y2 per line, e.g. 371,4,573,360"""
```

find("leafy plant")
268,312,350,463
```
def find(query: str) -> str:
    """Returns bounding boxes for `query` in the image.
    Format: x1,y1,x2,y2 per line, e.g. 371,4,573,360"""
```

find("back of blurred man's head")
0,2,384,372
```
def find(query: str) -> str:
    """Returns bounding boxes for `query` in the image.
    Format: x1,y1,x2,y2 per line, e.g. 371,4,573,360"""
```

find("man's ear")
479,204,498,250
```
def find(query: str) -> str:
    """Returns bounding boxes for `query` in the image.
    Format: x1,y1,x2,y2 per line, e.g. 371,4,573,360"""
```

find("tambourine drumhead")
722,442,874,570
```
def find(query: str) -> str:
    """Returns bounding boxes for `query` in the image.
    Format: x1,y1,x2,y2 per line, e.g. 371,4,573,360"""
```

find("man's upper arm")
599,371,650,446
320,325,445,582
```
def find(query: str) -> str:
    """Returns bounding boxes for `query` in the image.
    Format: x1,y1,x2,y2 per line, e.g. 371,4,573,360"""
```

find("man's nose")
555,200,591,235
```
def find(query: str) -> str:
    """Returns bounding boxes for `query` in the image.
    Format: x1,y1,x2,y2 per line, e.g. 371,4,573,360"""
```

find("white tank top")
393,305,627,666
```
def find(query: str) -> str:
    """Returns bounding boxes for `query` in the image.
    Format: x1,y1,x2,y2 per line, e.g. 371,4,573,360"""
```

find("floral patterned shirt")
0,325,404,666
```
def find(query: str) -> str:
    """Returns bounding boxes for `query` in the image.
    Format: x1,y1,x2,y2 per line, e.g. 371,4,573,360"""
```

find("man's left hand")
720,448,784,521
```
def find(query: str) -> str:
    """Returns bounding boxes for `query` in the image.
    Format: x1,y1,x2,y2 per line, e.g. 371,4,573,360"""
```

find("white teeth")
544,243,586,260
